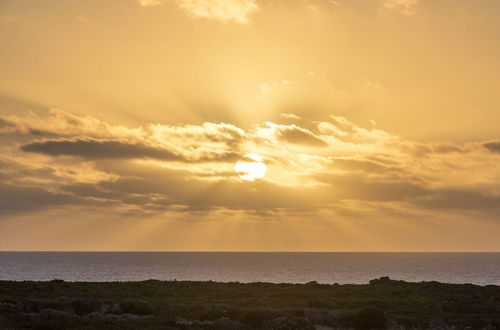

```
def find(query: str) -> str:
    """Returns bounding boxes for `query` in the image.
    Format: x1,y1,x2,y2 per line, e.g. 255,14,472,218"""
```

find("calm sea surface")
0,252,499,285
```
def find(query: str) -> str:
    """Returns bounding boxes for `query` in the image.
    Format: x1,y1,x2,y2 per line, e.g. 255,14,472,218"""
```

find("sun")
235,153,267,181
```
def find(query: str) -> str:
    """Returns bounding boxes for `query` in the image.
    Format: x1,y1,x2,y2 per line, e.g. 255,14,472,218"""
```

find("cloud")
382,0,419,15
0,118,14,128
313,172,429,202
2,109,243,161
414,190,500,211
256,75,387,124
276,124,328,147
251,122,329,150
2,109,500,219
21,138,239,162
138,0,258,23
0,183,82,216
280,113,301,120
483,140,500,154
0,108,116,138
21,139,181,160
0,118,16,135
178,0,258,23
330,157,403,175
138,0,164,7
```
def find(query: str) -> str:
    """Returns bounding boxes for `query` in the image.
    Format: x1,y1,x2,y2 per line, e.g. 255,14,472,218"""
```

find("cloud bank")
382,0,419,15
138,0,258,23
0,109,499,221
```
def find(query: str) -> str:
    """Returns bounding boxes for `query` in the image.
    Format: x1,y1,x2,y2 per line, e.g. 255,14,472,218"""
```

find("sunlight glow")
235,153,267,181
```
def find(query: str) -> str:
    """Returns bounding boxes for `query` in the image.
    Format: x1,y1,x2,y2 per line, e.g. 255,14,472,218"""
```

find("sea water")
0,252,499,285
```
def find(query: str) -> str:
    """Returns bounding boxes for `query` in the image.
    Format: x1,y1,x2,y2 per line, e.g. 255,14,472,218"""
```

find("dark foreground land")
0,277,499,329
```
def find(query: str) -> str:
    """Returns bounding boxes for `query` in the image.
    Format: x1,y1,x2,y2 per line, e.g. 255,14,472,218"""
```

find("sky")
1,0,500,251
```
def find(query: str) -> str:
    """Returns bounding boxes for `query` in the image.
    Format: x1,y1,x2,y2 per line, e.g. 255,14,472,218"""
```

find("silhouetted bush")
119,298,154,315
209,317,247,330
351,307,387,330
369,276,391,285
198,307,227,320
68,298,100,315
306,298,330,308
50,279,65,283
39,308,71,321
2,278,500,329
263,316,315,330
239,309,276,327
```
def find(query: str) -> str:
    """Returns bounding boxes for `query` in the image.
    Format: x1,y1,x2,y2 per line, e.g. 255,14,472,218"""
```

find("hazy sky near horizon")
1,0,500,251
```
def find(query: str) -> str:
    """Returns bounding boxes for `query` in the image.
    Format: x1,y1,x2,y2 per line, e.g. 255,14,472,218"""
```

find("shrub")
68,298,101,315
369,277,391,285
263,316,315,330
306,298,330,308
239,309,276,327
351,307,387,330
119,298,154,315
50,279,65,283
39,309,72,321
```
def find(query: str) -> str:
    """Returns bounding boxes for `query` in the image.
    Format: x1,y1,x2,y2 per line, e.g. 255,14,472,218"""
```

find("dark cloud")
0,182,170,217
314,173,428,201
395,141,473,157
52,163,315,213
0,118,15,129
21,139,180,160
431,143,467,154
68,161,316,212
277,126,327,147
90,162,425,212
3,109,500,220
0,118,19,136
315,172,500,215
483,140,500,154
26,128,60,137
21,138,240,162
97,175,314,211
0,116,60,137
2,152,499,218
62,182,173,212
0,175,178,216
413,190,500,211
62,183,117,199
331,158,404,175
0,183,79,215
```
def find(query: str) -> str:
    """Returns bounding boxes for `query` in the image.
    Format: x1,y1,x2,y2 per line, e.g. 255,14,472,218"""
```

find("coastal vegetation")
0,277,499,329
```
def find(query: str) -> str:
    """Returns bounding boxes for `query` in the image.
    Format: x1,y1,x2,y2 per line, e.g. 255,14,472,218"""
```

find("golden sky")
1,0,500,251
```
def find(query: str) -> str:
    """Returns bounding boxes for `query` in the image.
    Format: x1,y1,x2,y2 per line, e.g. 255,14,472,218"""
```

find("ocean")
0,252,499,285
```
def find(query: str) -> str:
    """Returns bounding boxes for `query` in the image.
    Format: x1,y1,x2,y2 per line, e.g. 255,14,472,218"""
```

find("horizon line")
1,251,500,253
